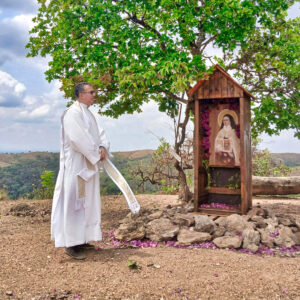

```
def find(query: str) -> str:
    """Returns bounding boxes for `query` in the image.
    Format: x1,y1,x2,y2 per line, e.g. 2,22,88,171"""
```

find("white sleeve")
63,109,100,165
92,113,113,157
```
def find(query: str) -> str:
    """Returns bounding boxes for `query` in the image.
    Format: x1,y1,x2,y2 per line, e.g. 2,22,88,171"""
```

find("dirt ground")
0,195,300,300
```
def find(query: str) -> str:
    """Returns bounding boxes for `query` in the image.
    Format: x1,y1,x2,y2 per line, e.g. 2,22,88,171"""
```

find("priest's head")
75,82,96,107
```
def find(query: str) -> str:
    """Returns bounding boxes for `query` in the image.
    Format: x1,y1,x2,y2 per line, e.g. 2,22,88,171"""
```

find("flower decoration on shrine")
201,105,211,158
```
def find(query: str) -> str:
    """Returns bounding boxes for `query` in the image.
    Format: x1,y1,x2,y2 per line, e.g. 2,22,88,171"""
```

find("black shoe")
65,246,86,260
77,243,94,250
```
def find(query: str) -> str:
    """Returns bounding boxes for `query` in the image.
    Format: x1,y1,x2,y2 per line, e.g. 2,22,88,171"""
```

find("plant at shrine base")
26,0,299,200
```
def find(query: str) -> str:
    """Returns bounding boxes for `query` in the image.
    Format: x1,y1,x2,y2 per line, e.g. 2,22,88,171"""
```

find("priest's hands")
99,146,107,161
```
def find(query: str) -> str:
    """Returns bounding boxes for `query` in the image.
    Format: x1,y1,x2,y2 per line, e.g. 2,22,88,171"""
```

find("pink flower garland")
201,105,211,159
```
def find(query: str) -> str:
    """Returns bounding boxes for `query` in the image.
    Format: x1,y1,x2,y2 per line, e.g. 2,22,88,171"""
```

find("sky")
0,1,299,154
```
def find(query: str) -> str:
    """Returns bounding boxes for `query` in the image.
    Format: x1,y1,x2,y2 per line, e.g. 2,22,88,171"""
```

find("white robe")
51,101,110,248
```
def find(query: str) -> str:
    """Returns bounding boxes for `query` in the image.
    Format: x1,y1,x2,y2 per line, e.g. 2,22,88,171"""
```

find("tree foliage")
252,138,291,177
31,170,56,199
26,0,299,137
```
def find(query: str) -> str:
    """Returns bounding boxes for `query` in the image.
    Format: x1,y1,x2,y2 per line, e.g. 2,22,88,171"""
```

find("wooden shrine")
188,65,254,215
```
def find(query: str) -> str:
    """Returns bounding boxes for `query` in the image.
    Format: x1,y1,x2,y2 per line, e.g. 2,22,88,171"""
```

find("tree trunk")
252,176,300,195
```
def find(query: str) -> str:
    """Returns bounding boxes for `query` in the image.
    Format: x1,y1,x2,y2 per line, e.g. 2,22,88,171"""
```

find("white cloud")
0,0,38,13
15,80,66,122
0,14,35,65
0,80,66,152
259,130,300,153
90,101,179,152
20,104,51,119
0,70,26,107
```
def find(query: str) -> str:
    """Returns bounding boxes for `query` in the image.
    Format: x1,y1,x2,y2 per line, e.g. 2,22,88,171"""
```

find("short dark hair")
74,82,92,98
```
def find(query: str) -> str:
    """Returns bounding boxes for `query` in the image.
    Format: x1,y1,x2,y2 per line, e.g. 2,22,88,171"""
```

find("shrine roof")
188,64,255,99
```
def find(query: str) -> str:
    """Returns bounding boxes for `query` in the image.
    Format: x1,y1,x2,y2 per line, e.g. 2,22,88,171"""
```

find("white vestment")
51,101,110,248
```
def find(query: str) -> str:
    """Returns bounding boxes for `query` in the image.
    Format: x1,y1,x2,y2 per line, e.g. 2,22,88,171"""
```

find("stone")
245,243,259,253
213,226,226,238
250,215,264,223
242,228,260,252
277,215,293,227
172,213,195,227
194,215,215,234
250,215,267,229
241,214,251,222
224,231,236,237
147,211,163,221
247,207,267,218
222,214,254,234
177,229,212,244
264,218,278,228
294,217,300,229
165,207,177,217
184,202,194,213
114,221,145,241
176,206,186,214
257,228,274,248
255,221,268,229
293,232,300,245
214,216,226,227
146,218,179,241
213,236,242,249
119,211,145,224
274,227,296,248
291,226,299,233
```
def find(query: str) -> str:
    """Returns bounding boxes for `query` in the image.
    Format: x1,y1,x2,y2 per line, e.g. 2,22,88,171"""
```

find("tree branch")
125,12,167,52
158,89,188,104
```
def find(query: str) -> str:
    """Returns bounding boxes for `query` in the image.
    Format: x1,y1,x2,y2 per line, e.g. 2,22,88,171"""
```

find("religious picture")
213,109,240,166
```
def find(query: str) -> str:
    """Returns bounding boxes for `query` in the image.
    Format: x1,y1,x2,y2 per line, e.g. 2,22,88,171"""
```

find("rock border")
114,203,300,253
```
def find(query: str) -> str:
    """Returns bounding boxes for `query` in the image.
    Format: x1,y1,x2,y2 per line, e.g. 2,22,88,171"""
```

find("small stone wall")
115,203,300,253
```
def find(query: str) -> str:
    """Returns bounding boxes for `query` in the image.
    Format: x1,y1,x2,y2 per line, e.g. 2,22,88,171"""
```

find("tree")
252,138,291,177
26,0,299,200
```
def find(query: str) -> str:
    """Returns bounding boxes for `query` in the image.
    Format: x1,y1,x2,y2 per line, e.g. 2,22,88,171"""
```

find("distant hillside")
271,153,300,167
1,150,299,200
0,150,154,168
0,152,58,168
0,150,157,200
1,150,298,167
114,149,154,160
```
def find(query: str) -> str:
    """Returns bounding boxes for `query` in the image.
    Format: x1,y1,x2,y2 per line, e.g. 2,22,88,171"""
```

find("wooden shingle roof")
188,64,254,99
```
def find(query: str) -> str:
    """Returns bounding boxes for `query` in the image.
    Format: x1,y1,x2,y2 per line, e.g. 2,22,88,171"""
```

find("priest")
51,82,110,260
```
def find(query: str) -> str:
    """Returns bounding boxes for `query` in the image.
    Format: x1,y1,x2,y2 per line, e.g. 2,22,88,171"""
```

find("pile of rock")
7,203,51,219
114,204,300,252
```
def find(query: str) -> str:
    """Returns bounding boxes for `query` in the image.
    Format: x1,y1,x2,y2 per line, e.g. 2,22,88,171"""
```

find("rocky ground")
0,195,300,300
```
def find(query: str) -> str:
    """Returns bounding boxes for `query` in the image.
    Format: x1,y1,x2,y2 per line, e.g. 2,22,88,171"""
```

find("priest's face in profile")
78,85,96,107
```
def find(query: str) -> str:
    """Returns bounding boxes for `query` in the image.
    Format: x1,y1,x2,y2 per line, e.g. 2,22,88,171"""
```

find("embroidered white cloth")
102,158,140,214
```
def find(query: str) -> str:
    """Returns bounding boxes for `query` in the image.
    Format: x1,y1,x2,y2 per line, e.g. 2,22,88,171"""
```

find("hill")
0,150,154,167
271,153,300,167
0,150,156,200
1,150,299,200
0,152,58,168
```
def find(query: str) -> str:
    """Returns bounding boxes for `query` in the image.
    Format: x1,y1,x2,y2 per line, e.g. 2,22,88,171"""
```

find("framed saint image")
209,107,240,167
